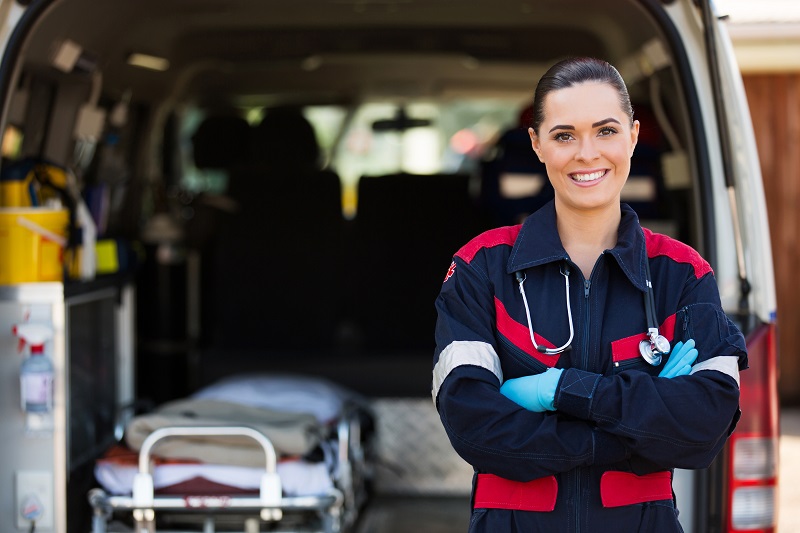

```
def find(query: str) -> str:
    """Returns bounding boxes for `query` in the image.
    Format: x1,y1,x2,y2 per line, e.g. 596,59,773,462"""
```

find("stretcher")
88,375,373,533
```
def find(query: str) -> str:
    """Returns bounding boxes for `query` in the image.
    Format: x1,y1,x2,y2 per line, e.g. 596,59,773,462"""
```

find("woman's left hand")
658,339,698,378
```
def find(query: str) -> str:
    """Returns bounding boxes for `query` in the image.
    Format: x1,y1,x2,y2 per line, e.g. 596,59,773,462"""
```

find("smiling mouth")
570,170,607,182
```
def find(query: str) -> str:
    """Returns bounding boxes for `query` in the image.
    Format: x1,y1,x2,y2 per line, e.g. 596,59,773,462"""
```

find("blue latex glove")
658,339,698,378
500,367,564,412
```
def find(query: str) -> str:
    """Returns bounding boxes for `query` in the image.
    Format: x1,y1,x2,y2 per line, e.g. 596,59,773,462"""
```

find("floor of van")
354,496,470,533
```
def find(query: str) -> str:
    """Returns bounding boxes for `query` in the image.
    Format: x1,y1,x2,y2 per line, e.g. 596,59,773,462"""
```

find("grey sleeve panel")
690,355,741,387
432,341,503,404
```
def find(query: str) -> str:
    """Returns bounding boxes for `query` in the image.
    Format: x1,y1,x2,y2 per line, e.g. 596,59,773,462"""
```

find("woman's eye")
554,132,573,142
598,127,618,136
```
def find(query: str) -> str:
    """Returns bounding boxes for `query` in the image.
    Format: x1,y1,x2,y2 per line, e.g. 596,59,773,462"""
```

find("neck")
555,200,621,277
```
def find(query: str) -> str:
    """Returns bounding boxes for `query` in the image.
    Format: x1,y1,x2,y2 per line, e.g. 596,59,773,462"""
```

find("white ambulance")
0,0,778,532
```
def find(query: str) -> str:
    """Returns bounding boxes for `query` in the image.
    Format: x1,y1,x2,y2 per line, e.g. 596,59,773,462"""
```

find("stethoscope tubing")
515,266,574,355
514,258,666,363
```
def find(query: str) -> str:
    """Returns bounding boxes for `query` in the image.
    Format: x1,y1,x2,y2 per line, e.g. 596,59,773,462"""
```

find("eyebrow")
548,117,622,133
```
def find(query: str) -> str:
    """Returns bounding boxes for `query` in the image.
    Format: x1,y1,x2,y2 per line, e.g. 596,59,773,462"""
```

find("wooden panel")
743,73,800,403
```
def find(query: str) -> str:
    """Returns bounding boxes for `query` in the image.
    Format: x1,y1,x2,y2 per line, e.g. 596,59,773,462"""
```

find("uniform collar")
506,200,649,291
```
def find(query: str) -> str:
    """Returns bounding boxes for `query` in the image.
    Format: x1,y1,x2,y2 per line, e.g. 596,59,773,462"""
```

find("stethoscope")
514,258,669,365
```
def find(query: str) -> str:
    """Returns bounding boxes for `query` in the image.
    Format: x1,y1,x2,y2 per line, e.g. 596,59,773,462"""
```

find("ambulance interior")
0,0,710,531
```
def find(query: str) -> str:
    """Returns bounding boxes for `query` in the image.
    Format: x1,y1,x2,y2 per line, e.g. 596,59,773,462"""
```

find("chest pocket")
610,313,677,374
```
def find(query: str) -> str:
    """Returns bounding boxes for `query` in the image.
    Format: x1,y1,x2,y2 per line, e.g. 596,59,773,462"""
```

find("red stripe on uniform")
494,297,559,367
643,227,713,279
474,474,558,512
600,471,673,508
611,313,677,364
455,225,521,264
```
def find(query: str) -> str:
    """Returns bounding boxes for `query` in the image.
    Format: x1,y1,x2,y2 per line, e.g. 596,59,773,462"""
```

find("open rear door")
698,2,779,532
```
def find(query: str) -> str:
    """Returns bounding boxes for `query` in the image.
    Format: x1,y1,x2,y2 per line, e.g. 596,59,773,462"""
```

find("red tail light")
727,322,779,532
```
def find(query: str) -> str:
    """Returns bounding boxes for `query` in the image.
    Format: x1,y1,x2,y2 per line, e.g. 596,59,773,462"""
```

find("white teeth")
571,170,605,182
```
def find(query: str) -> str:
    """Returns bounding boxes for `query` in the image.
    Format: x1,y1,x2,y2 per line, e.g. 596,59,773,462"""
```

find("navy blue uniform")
433,201,747,532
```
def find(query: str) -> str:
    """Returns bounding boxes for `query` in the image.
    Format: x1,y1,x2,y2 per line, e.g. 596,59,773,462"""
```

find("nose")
575,136,600,162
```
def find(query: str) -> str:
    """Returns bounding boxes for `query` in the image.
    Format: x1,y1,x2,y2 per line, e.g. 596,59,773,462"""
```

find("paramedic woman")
432,57,747,532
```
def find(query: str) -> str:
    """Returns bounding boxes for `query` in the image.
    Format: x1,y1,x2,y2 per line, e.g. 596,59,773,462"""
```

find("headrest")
252,107,320,169
192,115,251,169
493,127,544,174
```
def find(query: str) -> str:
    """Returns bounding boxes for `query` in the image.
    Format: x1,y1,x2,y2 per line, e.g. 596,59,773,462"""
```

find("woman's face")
529,81,639,213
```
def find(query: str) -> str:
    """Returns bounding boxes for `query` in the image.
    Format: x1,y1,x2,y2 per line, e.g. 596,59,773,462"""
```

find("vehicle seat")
479,109,553,226
624,104,675,235
208,107,345,352
185,113,252,248
351,172,490,351
192,114,253,170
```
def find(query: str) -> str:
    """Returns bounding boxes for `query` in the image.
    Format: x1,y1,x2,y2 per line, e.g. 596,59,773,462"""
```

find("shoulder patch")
455,225,522,264
443,261,456,283
643,227,713,279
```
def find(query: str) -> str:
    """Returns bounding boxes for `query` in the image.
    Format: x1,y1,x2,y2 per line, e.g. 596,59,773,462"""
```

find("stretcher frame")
88,405,370,533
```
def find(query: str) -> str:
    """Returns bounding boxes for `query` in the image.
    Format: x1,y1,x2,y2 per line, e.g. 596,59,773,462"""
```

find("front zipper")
573,275,591,533
561,257,599,533
582,279,591,371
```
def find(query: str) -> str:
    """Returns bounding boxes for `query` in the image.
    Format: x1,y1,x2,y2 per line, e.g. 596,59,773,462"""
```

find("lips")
569,169,607,182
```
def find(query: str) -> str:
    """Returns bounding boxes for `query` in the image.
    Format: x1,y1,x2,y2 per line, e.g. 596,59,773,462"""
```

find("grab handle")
132,425,281,520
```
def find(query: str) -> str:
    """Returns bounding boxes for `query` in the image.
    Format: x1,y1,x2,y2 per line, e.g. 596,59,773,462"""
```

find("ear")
528,127,544,162
629,120,640,157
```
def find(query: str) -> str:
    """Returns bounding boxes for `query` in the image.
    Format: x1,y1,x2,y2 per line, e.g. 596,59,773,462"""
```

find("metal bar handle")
132,425,281,515
137,425,278,474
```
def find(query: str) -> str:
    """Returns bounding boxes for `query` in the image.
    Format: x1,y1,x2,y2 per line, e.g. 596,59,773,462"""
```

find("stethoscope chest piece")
639,333,669,366
639,257,669,366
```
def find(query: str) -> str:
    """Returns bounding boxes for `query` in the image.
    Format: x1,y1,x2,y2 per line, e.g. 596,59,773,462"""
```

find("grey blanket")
124,398,323,467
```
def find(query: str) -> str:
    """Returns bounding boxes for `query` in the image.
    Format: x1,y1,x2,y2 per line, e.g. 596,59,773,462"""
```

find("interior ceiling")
21,0,657,106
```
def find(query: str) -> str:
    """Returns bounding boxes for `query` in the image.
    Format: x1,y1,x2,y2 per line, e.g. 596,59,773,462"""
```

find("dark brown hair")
532,57,633,134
